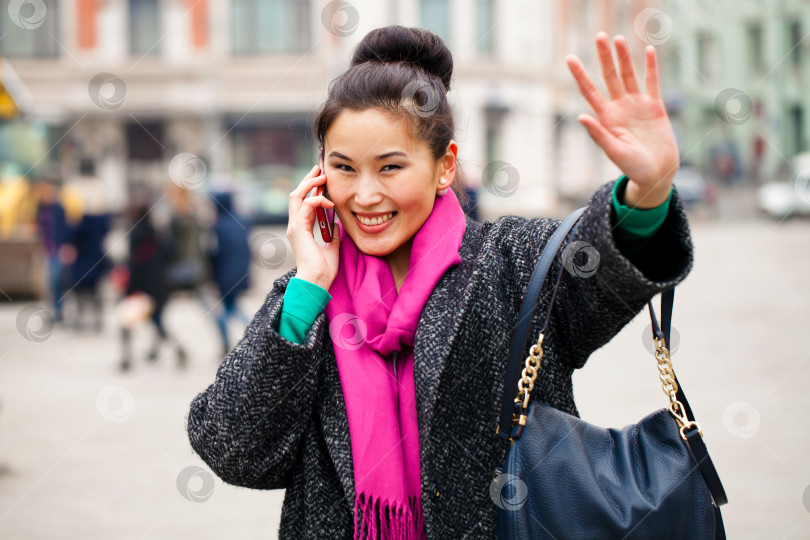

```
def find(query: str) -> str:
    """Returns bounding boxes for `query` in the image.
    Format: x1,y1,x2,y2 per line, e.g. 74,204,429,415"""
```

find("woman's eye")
335,164,353,172
382,164,401,172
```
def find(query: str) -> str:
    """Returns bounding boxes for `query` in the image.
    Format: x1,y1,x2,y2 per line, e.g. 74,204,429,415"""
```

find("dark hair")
313,25,468,207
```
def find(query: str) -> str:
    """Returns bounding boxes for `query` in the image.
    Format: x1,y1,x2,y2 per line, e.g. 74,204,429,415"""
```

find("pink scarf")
325,188,467,539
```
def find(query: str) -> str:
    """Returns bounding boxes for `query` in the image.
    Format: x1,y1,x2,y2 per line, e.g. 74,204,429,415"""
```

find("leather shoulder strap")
497,207,586,438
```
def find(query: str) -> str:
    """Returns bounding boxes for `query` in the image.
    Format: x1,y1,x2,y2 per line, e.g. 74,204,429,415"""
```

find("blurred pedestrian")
119,195,187,372
164,183,209,306
34,174,69,323
208,191,251,358
64,166,112,333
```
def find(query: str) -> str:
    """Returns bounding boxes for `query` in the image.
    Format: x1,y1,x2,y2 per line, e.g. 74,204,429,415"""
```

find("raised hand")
566,32,679,209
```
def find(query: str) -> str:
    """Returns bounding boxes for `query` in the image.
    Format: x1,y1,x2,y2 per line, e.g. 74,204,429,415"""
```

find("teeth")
357,212,394,226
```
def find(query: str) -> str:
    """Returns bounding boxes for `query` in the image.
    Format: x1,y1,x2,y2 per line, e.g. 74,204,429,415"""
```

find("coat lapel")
317,215,484,512
413,216,481,442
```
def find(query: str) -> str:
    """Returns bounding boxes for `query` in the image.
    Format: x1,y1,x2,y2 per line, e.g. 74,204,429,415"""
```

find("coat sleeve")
504,178,694,370
186,267,328,489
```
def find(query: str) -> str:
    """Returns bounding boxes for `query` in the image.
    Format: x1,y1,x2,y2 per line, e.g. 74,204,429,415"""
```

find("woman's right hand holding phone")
286,163,341,291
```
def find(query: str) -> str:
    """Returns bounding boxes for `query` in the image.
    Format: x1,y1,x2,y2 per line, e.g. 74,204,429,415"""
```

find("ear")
437,140,458,190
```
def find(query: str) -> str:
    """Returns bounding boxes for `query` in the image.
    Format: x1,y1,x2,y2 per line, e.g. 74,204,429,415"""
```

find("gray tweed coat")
186,178,694,539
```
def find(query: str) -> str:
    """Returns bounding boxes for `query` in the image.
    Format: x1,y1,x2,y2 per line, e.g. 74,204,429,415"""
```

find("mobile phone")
315,159,336,243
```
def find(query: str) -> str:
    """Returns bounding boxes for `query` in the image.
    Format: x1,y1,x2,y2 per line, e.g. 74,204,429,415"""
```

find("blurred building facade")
1,0,667,220
661,0,810,185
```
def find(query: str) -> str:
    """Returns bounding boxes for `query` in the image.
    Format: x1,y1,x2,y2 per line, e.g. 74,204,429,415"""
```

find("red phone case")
315,161,335,242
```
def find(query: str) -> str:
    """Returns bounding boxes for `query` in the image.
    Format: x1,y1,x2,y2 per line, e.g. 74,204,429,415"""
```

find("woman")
187,26,690,539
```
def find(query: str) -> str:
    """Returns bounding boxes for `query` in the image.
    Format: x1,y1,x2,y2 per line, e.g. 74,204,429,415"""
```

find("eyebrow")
328,151,408,161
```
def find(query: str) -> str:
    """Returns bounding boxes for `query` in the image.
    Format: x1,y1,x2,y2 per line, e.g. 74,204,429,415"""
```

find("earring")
437,178,449,196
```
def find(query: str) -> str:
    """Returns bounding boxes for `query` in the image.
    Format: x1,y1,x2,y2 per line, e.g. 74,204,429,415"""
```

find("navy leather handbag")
494,207,728,539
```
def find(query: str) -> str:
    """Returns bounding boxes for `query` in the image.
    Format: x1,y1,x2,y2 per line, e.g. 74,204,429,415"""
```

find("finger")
566,55,608,113
577,114,623,158
291,165,323,197
614,35,640,94
290,196,332,237
596,32,624,99
290,171,326,209
645,45,661,100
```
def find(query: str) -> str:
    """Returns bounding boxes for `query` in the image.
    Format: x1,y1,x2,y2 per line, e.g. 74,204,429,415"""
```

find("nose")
353,171,384,208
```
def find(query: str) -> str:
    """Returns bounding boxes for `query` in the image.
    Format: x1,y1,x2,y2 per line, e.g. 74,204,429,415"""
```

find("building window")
129,0,161,57
790,105,805,155
229,116,314,218
126,120,165,161
696,32,718,82
747,23,764,74
0,0,60,58
476,0,495,53
231,0,310,55
789,20,802,67
420,0,450,45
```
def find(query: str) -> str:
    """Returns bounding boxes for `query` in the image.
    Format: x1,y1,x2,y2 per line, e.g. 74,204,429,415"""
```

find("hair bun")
351,25,453,92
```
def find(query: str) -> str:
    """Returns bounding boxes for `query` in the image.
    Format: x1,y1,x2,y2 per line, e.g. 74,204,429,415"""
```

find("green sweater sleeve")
276,276,332,345
611,175,673,256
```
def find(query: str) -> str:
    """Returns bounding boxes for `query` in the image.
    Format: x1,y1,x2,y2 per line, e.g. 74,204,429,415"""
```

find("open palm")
566,33,679,203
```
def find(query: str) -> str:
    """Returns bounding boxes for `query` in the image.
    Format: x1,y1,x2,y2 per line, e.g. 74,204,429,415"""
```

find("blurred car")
756,152,810,219
672,167,716,208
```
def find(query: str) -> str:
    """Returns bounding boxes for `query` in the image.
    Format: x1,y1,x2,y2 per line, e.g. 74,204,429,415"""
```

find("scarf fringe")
354,492,426,540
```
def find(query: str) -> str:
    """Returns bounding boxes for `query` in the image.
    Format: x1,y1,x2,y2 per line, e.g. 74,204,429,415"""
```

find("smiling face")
323,108,456,272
